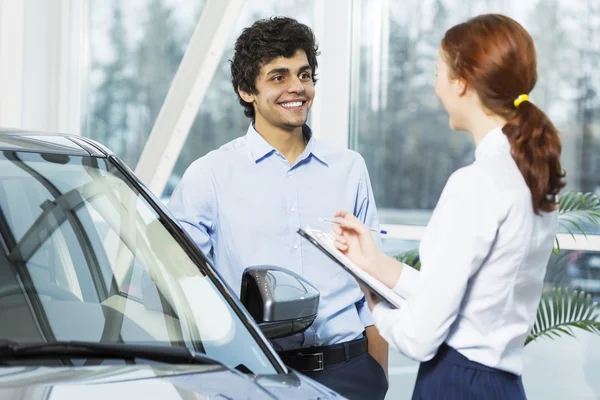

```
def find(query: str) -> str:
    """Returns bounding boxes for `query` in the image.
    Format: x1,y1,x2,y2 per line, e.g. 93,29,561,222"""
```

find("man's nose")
287,76,305,93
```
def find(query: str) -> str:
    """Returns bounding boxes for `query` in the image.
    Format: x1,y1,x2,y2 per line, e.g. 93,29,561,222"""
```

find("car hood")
0,364,342,399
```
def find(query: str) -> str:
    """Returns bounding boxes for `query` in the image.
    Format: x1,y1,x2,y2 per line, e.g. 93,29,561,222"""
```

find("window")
349,0,600,229
82,0,207,168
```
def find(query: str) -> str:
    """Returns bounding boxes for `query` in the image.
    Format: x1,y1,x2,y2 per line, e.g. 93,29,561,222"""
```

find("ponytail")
502,101,566,214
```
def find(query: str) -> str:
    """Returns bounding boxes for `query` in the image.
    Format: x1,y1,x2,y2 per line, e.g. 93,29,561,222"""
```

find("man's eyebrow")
266,67,290,76
265,65,312,76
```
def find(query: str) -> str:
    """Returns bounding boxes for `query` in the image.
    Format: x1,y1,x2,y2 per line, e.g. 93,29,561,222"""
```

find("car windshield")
0,150,276,374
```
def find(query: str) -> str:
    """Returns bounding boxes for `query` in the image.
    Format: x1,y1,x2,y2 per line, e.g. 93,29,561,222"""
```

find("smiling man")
168,17,388,399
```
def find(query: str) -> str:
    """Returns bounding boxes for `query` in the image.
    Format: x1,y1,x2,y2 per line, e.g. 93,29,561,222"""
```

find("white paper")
300,228,405,309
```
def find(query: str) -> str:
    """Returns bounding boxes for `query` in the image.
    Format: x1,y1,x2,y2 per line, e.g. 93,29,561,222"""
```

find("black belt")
277,335,368,372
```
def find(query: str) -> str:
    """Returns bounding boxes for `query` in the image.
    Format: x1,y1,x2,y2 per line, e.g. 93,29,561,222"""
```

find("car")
567,250,600,299
555,221,600,300
0,128,342,399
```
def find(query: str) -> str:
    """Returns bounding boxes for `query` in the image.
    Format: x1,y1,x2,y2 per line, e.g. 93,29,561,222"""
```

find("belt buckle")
298,352,324,372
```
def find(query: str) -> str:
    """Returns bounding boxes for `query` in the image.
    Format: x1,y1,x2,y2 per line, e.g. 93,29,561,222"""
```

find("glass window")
349,0,600,232
0,151,275,374
82,0,207,168
163,0,314,199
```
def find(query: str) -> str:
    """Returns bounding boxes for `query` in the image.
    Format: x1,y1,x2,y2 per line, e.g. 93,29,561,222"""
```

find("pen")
319,218,387,235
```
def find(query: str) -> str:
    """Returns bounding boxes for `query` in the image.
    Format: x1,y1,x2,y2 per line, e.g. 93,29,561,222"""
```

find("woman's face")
435,49,468,132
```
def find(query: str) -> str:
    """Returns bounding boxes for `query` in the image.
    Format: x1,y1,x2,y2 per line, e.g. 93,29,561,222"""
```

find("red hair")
441,14,566,214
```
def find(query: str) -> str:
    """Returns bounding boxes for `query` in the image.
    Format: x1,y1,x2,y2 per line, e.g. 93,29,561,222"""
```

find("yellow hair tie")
514,94,529,107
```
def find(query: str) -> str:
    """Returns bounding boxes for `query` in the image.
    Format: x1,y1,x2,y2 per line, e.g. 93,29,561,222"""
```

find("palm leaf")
558,191,600,216
552,236,560,256
550,191,600,254
557,191,600,242
525,288,600,346
394,248,421,271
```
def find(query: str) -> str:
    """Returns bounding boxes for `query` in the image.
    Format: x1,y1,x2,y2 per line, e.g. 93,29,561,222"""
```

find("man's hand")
358,282,382,311
365,325,388,381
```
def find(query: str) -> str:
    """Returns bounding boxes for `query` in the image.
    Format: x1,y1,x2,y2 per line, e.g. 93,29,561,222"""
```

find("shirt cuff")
357,296,375,327
393,264,420,299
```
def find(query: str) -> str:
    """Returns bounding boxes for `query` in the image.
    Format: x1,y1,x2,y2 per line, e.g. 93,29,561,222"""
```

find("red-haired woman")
331,14,566,399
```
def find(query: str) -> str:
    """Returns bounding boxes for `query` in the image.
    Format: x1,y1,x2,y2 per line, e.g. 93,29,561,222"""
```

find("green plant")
395,248,421,270
527,287,600,345
394,190,600,346
554,191,600,254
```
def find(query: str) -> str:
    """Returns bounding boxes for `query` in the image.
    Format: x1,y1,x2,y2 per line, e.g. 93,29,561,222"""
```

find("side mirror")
240,266,319,340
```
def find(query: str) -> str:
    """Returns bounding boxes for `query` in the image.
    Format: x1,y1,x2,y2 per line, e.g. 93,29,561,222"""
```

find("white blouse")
372,126,558,375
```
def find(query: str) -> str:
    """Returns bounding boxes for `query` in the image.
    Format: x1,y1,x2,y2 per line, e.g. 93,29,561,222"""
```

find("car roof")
0,128,110,157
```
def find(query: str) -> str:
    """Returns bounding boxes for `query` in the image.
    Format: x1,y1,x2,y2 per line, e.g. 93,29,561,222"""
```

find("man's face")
240,49,315,131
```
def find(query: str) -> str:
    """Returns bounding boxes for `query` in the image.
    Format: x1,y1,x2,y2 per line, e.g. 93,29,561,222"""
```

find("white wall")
0,0,86,134
0,0,25,128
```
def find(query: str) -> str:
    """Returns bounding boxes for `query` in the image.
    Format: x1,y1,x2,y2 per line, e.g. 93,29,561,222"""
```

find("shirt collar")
474,126,510,161
246,123,275,162
246,123,329,165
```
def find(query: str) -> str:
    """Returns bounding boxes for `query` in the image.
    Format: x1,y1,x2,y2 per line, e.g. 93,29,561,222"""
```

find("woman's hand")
331,210,383,279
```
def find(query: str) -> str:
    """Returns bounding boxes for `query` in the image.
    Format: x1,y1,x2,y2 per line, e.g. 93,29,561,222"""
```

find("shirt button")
287,171,292,176
293,244,299,250
291,206,296,212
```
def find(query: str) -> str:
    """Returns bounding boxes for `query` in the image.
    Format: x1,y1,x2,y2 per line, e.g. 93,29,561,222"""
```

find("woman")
332,14,565,399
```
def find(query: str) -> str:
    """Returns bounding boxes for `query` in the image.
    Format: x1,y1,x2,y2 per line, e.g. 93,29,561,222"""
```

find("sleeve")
354,154,383,328
392,265,420,299
167,159,217,259
371,168,501,361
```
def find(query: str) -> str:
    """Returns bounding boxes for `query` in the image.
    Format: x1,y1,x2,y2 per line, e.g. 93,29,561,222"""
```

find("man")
168,17,388,399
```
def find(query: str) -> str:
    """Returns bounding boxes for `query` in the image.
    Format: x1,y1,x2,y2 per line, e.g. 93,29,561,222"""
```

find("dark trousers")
412,344,527,400
301,352,388,400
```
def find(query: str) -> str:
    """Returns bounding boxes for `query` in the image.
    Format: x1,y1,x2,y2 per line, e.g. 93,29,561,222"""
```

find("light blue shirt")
168,124,382,351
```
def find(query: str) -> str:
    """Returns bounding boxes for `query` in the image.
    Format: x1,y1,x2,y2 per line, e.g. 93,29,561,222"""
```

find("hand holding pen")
327,210,385,280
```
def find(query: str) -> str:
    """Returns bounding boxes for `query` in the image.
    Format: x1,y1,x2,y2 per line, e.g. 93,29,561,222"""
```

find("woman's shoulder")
444,165,485,194
441,164,512,215
444,160,530,220
449,156,525,192
434,166,483,211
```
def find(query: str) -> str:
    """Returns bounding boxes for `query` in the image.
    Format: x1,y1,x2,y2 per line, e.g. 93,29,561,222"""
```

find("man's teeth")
281,101,303,108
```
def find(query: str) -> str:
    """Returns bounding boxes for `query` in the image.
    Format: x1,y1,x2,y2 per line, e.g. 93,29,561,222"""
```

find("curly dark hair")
230,17,319,119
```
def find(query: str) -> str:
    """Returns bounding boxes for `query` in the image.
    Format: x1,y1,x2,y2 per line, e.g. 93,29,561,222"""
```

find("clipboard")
297,227,403,309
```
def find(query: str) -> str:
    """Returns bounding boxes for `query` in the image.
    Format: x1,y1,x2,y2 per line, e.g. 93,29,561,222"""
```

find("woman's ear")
454,78,468,97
